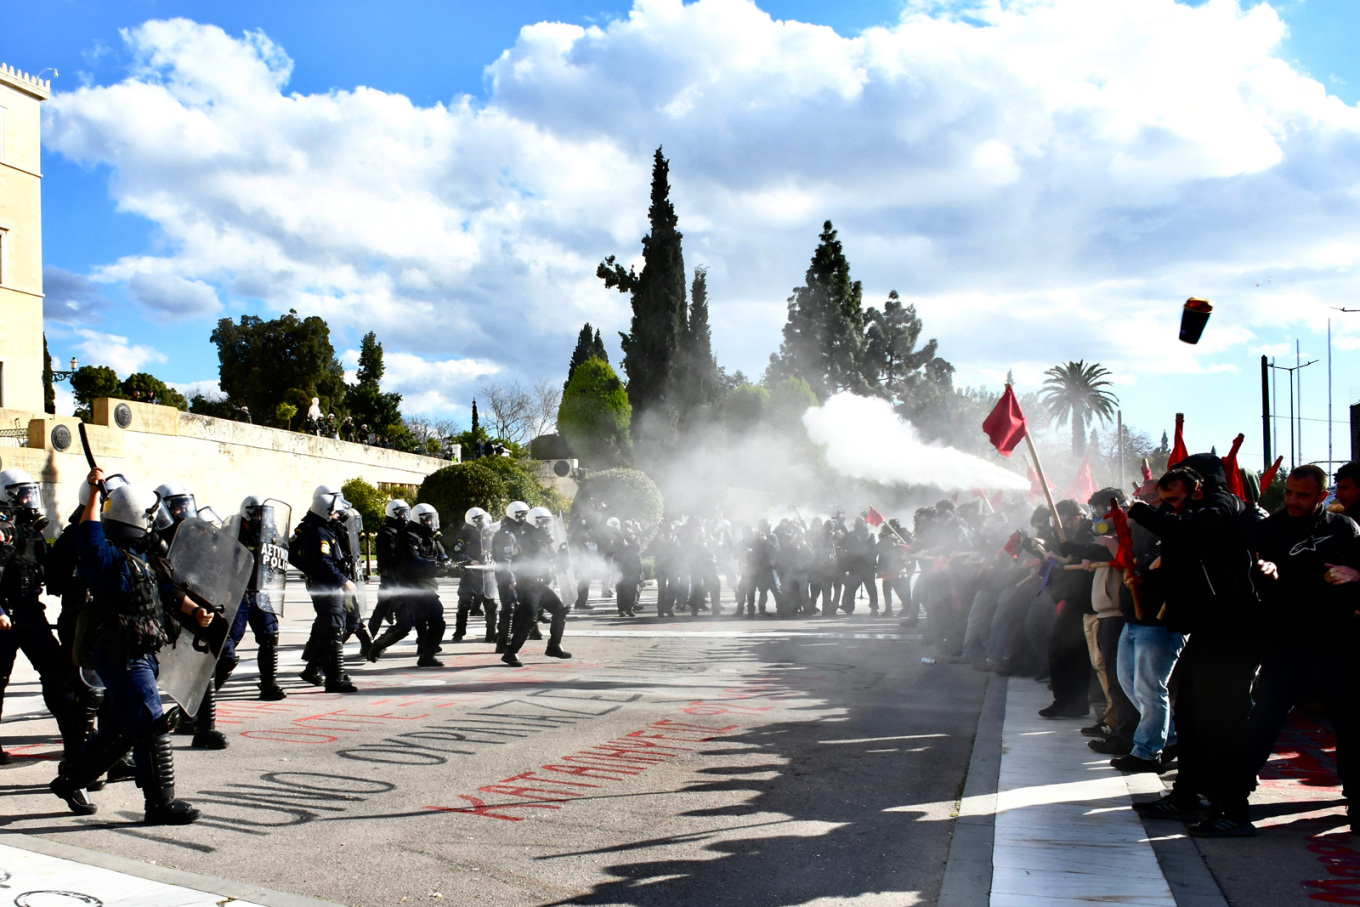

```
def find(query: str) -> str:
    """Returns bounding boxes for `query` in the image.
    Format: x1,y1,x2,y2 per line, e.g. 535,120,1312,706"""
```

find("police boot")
368,624,405,663
214,652,239,691
484,600,499,643
258,635,287,701
299,635,324,686
325,636,358,693
143,733,201,825
415,629,443,668
453,603,469,642
191,683,228,750
356,621,375,661
50,726,136,816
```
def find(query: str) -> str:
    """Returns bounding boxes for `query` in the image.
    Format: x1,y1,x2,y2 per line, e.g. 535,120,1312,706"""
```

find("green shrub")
530,433,573,460
557,357,631,467
417,462,508,532
571,468,663,530
342,478,389,532
477,455,544,508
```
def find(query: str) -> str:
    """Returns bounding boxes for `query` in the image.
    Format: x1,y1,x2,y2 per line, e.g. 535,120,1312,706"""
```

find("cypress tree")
767,221,870,400
590,329,608,363
599,146,688,418
678,266,720,419
471,399,480,436
565,323,598,392
42,333,56,415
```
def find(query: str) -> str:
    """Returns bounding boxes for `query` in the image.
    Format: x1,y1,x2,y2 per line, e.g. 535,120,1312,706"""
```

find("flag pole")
1025,433,1067,543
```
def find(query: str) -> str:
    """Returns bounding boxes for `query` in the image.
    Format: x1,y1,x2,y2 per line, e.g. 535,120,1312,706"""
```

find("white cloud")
73,329,166,376
39,0,1360,413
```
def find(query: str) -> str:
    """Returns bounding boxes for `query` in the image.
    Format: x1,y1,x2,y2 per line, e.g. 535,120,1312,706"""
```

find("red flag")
991,490,1005,512
1260,455,1284,493
1002,530,1023,559
1222,433,1246,500
1140,458,1153,483
865,507,886,527
1105,500,1134,571
1064,454,1097,503
1169,413,1188,467
983,385,1028,457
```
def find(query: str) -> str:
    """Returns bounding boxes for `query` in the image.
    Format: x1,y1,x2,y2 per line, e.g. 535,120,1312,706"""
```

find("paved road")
1,580,987,906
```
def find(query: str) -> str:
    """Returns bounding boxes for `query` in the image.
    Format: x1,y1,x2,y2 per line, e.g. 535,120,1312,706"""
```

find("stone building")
0,62,49,414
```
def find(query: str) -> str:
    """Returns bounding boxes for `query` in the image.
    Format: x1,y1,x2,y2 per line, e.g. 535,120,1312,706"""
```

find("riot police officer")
501,507,571,667
368,500,442,666
219,496,288,701
491,502,529,653
452,507,495,643
294,485,359,693
153,481,227,750
368,500,409,636
51,468,211,824
0,469,81,766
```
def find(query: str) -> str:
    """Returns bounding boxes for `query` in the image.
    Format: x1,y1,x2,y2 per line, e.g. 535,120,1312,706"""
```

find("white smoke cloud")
803,392,1029,492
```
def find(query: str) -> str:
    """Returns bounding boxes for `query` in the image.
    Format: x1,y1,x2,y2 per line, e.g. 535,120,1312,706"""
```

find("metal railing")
0,418,27,448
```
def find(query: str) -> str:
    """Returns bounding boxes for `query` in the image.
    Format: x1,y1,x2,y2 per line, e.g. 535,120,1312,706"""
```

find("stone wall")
0,398,458,533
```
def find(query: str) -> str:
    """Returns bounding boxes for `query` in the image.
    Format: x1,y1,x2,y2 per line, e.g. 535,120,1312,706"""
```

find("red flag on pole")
865,507,886,528
983,385,1028,457
1222,433,1246,500
1064,454,1097,503
1141,458,1153,483
1169,413,1188,467
1105,501,1134,571
1260,455,1284,494
991,490,1005,512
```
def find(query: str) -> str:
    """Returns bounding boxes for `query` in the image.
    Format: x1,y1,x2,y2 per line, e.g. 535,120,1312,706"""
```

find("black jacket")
1252,508,1360,644
1128,484,1258,637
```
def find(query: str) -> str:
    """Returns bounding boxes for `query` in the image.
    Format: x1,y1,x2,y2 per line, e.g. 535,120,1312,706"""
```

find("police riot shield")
246,499,292,616
552,513,578,607
341,508,367,617
481,521,499,598
157,517,253,716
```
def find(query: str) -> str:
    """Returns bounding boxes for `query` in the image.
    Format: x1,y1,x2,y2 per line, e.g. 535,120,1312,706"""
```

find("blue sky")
6,0,1360,479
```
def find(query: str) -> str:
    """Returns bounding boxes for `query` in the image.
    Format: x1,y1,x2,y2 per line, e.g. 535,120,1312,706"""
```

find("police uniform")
452,522,495,642
294,511,358,693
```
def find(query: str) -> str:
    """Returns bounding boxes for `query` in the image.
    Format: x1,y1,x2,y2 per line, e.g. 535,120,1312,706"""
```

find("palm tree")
1040,360,1119,455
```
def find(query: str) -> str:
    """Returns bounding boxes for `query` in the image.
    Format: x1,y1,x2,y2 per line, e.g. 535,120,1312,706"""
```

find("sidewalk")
943,673,1357,907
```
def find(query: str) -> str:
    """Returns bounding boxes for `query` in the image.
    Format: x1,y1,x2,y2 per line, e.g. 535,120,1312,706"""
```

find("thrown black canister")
1179,297,1213,344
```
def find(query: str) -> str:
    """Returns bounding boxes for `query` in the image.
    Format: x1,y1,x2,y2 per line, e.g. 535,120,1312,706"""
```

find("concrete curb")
937,672,1006,907
1130,773,1233,907
0,831,344,907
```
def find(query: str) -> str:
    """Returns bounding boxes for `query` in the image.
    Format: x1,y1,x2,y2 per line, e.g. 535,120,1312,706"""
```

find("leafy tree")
42,334,55,415
557,357,631,467
767,221,870,400
70,366,121,421
121,373,187,410
346,331,403,433
275,402,298,430
767,376,817,429
530,433,573,459
189,393,237,420
417,462,508,533
1040,360,1120,455
210,310,347,426
599,146,688,419
571,468,664,532
722,384,770,433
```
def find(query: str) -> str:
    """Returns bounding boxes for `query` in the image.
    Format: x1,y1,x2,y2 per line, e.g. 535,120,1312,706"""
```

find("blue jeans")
92,642,163,790
1116,623,1186,761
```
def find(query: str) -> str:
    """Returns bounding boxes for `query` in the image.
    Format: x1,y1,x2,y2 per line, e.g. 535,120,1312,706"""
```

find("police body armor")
156,518,253,716
0,519,47,601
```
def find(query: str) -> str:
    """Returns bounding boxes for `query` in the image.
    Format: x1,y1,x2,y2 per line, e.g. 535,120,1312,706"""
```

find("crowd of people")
4,452,1360,842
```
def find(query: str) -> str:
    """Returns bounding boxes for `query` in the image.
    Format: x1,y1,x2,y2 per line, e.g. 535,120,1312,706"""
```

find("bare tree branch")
479,382,534,443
